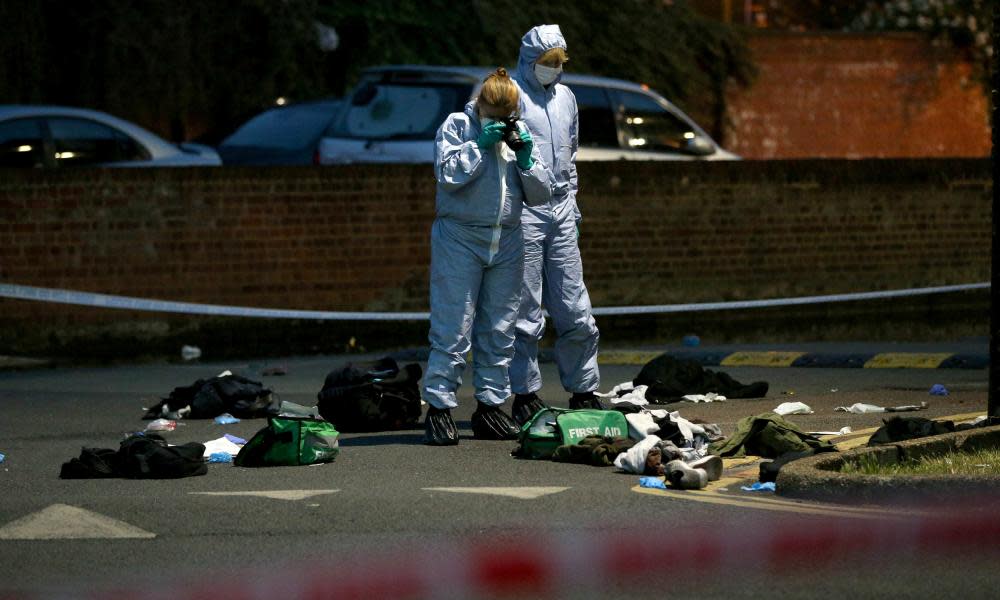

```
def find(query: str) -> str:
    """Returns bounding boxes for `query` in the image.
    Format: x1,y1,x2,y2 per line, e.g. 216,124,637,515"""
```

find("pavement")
0,340,996,597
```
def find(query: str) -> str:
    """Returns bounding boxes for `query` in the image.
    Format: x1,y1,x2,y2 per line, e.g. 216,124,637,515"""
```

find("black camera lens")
502,117,524,151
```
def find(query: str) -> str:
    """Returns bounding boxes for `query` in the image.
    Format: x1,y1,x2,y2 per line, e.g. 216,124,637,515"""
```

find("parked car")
217,98,343,165
317,65,738,165
0,105,221,168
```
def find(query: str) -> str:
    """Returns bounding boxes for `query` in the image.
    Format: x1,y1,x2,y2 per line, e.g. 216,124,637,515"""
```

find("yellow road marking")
720,351,805,367
598,350,662,365
864,353,953,368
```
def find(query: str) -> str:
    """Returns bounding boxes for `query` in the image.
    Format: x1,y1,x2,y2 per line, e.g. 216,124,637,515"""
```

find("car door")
0,118,51,168
45,117,150,167
565,84,628,161
609,89,718,160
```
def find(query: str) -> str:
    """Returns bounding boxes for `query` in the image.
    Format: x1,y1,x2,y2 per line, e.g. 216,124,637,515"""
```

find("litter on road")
773,401,813,415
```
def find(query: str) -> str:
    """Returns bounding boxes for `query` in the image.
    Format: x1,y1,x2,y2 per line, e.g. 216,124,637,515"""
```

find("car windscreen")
223,103,341,149
330,80,472,141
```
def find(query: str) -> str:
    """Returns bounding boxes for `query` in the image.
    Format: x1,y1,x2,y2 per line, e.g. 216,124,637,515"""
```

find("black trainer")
569,391,605,410
424,406,459,446
470,403,520,440
511,392,547,427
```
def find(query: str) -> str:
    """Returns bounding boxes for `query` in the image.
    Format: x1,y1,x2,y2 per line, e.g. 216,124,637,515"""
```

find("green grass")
841,448,1000,476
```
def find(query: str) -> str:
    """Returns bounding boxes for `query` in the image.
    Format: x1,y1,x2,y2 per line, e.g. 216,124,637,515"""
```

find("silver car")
317,65,738,164
0,105,221,168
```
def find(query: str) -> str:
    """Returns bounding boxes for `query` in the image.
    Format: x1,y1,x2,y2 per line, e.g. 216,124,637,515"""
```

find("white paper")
774,401,814,415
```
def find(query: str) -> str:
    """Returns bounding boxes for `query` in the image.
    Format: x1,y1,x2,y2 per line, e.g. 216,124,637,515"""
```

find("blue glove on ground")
477,121,506,149
515,130,534,169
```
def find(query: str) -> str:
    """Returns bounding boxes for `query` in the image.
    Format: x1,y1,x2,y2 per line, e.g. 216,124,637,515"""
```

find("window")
47,118,148,166
224,102,341,149
613,90,701,153
0,118,46,168
331,79,472,141
567,85,618,148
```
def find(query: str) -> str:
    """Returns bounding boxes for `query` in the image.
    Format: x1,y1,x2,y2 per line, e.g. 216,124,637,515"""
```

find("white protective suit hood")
516,24,567,93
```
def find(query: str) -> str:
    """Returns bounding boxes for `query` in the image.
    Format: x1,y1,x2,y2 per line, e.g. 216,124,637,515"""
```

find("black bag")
59,434,207,479
317,357,422,432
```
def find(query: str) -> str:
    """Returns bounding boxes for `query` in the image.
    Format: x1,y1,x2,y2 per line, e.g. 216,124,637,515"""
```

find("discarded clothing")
710,413,835,459
867,416,955,446
614,435,662,474
773,401,813,416
596,382,649,407
319,357,422,431
633,354,768,404
741,482,776,492
759,447,836,483
60,434,207,479
202,436,245,458
681,393,726,403
551,435,636,467
144,372,276,420
835,402,928,414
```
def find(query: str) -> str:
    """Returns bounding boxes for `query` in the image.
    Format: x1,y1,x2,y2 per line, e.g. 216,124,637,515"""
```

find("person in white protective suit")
423,67,555,445
509,24,603,426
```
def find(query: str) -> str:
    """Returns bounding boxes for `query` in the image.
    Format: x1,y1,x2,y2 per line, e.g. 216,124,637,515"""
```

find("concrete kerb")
777,424,1000,504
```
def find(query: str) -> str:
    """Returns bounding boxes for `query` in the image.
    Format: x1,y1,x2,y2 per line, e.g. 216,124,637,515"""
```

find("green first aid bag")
514,408,628,460
234,416,340,467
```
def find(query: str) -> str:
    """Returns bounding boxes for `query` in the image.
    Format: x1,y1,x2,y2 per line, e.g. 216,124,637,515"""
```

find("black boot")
424,406,459,446
470,403,520,440
569,391,605,410
511,392,548,427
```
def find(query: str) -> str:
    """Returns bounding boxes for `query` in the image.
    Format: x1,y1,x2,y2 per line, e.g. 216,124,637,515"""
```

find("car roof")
0,104,178,156
360,65,661,97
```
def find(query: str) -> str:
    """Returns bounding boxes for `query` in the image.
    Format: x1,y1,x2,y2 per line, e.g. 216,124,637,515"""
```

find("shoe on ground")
471,403,520,440
688,455,723,481
665,460,708,490
511,392,548,427
424,406,459,446
569,391,606,410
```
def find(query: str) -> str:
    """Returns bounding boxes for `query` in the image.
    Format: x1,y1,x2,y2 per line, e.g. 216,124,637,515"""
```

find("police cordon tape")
0,281,989,321
129,501,1000,599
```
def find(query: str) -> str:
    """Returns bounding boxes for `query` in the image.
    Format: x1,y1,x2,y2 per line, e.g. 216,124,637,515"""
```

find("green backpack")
514,408,628,460
234,416,340,467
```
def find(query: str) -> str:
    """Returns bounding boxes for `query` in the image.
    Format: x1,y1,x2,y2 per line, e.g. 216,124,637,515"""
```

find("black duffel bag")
317,357,422,432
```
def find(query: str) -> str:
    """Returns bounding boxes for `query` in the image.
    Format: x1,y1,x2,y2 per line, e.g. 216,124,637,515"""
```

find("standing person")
423,67,554,446
509,24,603,426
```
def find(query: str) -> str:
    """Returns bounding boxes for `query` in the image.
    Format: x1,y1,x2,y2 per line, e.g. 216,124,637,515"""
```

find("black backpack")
60,434,207,479
317,357,422,432
145,373,277,419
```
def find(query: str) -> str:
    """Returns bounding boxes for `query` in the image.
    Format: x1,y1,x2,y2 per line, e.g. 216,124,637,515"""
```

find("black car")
217,98,342,165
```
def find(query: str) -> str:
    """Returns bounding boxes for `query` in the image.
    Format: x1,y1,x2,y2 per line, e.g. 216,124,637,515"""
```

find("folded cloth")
552,435,636,466
614,435,662,474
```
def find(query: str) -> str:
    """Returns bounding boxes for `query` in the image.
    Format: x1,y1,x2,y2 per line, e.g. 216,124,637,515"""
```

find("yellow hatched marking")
598,350,662,365
864,353,952,369
720,351,805,367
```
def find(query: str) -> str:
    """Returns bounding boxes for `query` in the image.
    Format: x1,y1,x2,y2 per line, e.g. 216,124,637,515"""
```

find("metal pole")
990,1,999,419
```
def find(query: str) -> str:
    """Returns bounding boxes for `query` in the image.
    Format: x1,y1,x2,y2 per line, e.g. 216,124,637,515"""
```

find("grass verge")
841,449,1000,476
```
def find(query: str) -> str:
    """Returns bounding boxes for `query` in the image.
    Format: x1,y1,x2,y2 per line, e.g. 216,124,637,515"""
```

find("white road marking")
189,489,339,501
422,486,570,500
0,504,155,540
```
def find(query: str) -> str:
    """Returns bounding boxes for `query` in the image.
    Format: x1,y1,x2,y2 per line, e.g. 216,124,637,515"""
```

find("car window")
567,85,618,148
224,103,340,149
48,118,148,166
613,90,702,153
331,81,471,140
0,118,47,168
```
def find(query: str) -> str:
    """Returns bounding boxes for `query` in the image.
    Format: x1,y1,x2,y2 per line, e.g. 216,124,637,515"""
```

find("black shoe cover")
569,391,606,410
471,403,520,440
424,406,459,446
511,393,547,427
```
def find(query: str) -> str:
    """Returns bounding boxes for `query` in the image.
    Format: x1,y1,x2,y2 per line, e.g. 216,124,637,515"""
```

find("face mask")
534,63,562,86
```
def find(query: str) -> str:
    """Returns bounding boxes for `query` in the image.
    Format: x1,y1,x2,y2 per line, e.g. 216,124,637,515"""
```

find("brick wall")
726,32,992,159
0,161,990,340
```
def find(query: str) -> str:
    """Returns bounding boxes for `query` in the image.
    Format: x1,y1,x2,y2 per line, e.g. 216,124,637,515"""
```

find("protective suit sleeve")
435,116,486,192
517,139,554,207
569,96,581,222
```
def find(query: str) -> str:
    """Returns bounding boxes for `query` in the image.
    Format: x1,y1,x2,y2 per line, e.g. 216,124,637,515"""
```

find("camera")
501,117,524,151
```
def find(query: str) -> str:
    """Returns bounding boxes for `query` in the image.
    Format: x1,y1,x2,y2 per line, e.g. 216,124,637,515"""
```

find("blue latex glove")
477,121,506,149
639,476,667,490
515,130,534,169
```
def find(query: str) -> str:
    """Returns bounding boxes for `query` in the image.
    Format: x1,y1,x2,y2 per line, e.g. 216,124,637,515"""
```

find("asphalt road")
0,346,995,597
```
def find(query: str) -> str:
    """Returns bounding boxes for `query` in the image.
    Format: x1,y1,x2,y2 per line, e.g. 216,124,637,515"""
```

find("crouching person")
423,67,554,445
